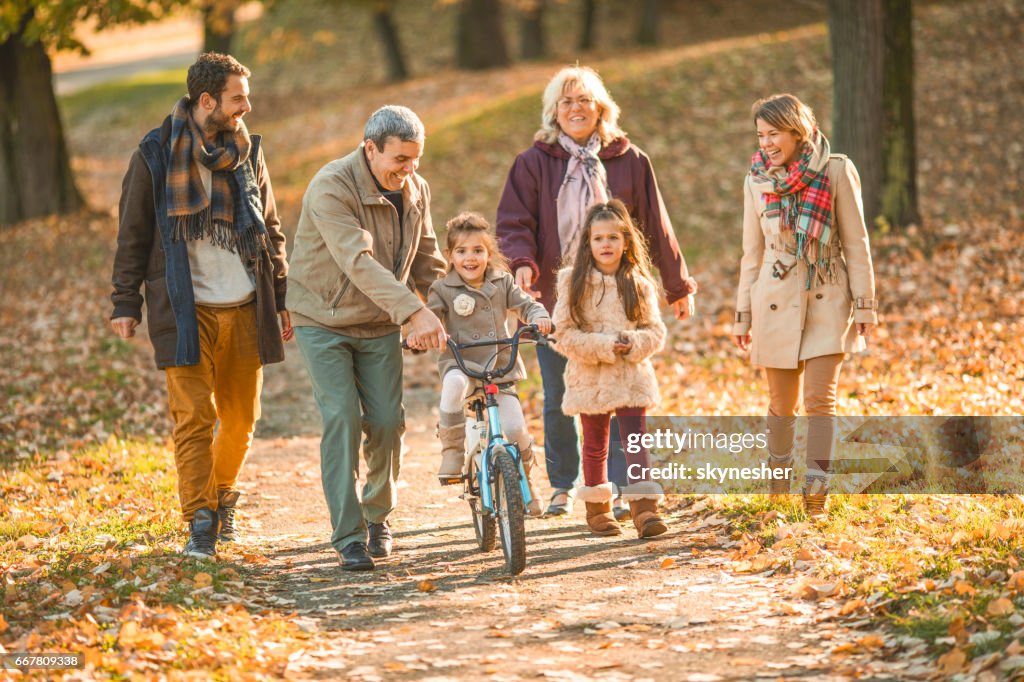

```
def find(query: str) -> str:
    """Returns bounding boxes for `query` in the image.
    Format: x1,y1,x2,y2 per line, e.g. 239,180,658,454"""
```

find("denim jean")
535,344,580,490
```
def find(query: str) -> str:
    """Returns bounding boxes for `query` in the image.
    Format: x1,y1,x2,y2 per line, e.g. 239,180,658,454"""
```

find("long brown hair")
444,212,509,273
566,199,656,329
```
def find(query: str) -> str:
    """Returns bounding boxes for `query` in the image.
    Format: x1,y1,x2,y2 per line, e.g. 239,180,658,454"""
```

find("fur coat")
552,267,666,415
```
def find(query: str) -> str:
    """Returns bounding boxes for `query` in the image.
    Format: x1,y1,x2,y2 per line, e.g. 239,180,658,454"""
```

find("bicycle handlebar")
402,323,555,382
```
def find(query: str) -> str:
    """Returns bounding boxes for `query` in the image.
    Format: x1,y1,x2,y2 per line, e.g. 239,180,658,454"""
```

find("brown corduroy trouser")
164,303,262,521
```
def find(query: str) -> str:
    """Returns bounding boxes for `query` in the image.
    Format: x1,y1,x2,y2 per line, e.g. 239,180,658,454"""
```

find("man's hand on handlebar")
406,308,447,351
534,318,553,335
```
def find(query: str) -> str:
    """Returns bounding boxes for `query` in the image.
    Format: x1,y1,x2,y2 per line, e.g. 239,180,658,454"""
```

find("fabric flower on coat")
453,294,476,317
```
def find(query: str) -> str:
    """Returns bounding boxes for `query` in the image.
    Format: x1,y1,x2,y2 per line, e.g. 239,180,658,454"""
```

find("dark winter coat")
496,137,697,314
111,116,287,368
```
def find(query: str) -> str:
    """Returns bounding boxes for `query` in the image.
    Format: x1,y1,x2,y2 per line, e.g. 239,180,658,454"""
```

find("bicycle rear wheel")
468,458,496,551
491,445,527,575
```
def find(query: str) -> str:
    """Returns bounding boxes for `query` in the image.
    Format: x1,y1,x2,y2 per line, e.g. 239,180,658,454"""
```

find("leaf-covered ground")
2,0,1023,678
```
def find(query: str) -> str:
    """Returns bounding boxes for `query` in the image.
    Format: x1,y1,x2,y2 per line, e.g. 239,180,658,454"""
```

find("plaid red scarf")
166,96,268,259
750,130,834,288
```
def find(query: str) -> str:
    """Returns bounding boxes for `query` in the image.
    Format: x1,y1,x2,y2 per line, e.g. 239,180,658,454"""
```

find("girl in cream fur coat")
552,200,670,538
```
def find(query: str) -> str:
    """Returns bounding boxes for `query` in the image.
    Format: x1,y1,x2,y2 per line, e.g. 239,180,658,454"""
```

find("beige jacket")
552,268,666,415
427,268,550,382
286,144,445,337
733,155,878,369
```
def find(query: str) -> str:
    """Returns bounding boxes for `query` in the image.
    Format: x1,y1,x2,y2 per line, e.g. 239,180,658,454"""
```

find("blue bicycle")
408,323,551,575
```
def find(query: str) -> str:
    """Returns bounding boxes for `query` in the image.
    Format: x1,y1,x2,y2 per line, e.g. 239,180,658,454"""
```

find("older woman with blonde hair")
732,93,878,516
497,65,698,517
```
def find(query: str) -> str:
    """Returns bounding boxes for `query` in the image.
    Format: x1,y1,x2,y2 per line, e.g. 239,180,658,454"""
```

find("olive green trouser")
294,327,404,552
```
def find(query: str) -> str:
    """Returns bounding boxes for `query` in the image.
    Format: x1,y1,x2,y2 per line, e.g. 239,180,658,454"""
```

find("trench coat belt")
764,241,843,259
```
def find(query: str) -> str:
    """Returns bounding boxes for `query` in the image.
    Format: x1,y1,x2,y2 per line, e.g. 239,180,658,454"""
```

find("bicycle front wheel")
491,445,527,575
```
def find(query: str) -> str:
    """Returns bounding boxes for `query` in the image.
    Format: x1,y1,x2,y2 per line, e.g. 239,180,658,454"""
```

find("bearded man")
110,52,292,559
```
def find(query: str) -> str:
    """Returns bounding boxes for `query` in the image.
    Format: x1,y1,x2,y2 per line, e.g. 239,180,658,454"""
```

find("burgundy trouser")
580,407,650,487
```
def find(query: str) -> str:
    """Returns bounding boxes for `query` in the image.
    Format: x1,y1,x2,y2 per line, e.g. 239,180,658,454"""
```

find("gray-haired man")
287,106,446,571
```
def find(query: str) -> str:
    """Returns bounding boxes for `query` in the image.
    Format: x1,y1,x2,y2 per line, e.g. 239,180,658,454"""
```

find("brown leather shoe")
803,478,829,518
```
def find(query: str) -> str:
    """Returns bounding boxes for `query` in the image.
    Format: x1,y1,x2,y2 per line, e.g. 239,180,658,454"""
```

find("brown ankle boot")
577,484,621,536
767,449,794,501
520,444,543,517
628,498,668,538
585,501,622,535
622,481,667,538
437,423,467,484
802,478,829,518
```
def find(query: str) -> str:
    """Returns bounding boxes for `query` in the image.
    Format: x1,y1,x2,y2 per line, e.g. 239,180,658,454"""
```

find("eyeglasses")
557,96,596,110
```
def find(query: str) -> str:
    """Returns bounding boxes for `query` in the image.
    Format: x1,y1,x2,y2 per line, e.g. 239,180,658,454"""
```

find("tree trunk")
578,0,596,51
828,0,885,225
519,0,546,61
456,0,510,70
201,0,238,54
635,0,660,46
881,0,919,227
0,20,83,225
372,5,409,81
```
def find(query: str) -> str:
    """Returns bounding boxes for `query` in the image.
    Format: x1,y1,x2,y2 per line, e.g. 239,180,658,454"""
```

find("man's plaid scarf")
750,130,834,288
166,96,268,259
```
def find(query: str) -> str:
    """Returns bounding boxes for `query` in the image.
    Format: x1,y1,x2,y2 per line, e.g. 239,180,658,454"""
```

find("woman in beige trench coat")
732,94,878,516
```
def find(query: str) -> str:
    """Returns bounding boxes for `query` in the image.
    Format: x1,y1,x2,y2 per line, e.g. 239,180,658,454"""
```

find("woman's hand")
857,323,874,337
671,293,695,320
535,318,553,335
515,266,539,299
733,334,751,352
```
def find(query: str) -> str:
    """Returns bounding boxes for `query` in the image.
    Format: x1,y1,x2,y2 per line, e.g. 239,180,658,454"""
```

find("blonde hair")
534,66,626,146
751,93,817,145
444,212,509,273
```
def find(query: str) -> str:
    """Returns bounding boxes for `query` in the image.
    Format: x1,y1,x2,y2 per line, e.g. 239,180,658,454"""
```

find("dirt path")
225,354,908,681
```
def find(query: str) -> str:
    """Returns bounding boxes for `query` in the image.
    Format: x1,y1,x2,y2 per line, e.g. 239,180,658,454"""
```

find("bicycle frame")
472,384,531,515
446,325,546,514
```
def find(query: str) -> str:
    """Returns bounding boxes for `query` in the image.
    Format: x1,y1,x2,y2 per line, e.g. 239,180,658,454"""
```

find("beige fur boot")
437,423,466,484
520,443,543,517
622,481,668,538
577,483,621,536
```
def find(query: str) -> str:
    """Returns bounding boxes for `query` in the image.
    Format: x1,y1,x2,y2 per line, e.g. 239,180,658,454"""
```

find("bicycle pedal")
438,475,463,486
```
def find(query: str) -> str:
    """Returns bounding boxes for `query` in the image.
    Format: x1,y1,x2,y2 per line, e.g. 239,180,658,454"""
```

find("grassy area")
61,68,187,130
0,438,311,677
710,492,1024,666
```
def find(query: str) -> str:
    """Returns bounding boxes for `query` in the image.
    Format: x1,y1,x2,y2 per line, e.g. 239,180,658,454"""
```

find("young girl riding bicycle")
426,213,551,516
552,200,671,538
